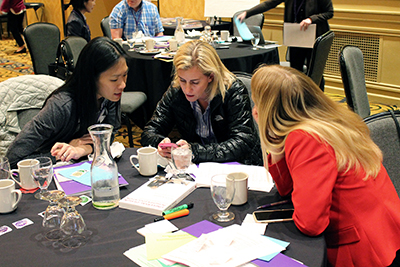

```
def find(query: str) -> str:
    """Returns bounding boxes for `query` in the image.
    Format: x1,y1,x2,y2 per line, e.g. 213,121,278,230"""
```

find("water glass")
251,33,260,50
171,145,192,180
31,157,53,200
210,174,235,222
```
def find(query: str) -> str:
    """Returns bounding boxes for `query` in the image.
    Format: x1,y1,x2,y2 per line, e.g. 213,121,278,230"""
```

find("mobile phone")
253,209,294,223
158,143,178,149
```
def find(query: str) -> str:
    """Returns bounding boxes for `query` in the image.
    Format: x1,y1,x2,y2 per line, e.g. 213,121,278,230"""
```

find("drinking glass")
251,33,260,50
0,157,10,179
127,37,135,51
59,196,86,248
171,145,193,180
210,174,235,222
31,157,53,200
41,190,65,240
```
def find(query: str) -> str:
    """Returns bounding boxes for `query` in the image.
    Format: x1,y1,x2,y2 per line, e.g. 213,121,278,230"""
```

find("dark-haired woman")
6,37,128,168
66,0,96,42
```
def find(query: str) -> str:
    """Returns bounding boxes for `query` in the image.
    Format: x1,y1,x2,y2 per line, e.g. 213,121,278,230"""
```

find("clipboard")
283,22,316,48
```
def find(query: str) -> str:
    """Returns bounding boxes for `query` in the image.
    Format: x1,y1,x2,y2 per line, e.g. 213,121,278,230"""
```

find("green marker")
162,203,194,215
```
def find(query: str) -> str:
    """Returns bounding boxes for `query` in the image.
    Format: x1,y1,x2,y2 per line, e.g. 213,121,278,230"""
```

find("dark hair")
67,0,88,10
47,37,128,135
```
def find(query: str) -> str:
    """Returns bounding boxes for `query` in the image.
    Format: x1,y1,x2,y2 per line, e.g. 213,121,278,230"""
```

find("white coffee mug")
130,147,158,176
221,30,230,42
145,39,156,51
227,172,248,205
0,179,22,213
169,39,178,52
11,159,39,190
113,38,123,47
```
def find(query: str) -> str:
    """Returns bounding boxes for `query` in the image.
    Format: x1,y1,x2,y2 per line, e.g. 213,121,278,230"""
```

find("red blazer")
268,130,400,266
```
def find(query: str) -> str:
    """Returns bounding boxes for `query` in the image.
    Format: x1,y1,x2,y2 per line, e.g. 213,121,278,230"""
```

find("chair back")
101,16,111,39
233,11,264,36
364,110,400,197
307,30,334,87
61,36,88,70
339,45,370,118
23,22,60,75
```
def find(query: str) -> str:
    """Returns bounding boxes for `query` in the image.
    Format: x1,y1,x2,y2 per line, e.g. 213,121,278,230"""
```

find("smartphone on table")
253,209,294,223
158,143,178,149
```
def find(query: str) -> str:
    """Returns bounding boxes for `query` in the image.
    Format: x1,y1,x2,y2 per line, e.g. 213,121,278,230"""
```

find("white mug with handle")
130,147,158,176
0,179,22,213
10,159,39,190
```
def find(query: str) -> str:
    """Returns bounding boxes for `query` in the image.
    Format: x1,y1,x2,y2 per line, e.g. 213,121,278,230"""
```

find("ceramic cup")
0,179,22,213
10,159,39,190
227,172,248,205
130,147,158,176
169,39,178,52
145,39,156,51
113,38,123,47
221,30,230,42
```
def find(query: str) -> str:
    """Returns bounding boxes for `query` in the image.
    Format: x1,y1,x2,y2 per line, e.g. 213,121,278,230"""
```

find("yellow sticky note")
145,232,197,260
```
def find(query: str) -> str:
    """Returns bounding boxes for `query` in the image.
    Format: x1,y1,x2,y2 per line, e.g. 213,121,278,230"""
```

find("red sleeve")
270,130,337,236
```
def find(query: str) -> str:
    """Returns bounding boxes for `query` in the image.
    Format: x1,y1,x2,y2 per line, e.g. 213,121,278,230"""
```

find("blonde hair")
251,65,382,180
172,40,235,101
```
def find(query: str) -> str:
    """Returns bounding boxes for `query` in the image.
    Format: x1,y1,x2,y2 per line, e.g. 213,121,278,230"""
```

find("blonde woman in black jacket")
141,40,261,166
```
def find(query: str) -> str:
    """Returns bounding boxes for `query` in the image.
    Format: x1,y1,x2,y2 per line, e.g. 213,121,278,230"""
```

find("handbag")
48,40,74,81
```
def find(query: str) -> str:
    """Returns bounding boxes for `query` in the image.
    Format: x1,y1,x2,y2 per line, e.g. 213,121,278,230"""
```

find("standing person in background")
251,64,400,267
141,40,261,166
65,0,96,42
237,0,333,89
0,0,26,53
109,0,163,40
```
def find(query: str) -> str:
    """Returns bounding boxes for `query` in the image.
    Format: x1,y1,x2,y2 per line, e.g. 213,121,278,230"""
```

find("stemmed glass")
171,145,193,180
41,190,65,240
210,174,235,222
59,196,87,248
127,35,135,51
31,157,53,200
251,33,260,50
0,157,10,179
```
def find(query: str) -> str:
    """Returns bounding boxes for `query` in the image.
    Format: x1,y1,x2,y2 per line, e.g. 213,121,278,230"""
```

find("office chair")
339,45,370,119
233,10,264,37
364,110,400,197
23,22,60,75
306,30,335,89
101,16,111,39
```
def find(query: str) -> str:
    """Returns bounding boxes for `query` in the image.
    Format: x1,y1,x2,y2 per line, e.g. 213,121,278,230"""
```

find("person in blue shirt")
110,0,163,40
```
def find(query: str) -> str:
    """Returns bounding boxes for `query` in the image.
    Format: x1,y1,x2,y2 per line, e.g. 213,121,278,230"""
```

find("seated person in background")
65,0,96,42
141,40,262,166
251,65,400,267
6,37,128,168
109,0,163,40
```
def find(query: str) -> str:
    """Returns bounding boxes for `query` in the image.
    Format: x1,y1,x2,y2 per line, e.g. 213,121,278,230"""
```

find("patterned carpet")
1,36,398,148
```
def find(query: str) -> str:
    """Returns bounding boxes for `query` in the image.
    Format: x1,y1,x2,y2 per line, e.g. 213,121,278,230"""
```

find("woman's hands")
300,18,312,31
237,11,247,23
158,138,190,159
51,134,93,162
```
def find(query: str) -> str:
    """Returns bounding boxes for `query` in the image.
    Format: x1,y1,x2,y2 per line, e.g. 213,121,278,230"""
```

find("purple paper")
181,220,223,238
252,253,307,267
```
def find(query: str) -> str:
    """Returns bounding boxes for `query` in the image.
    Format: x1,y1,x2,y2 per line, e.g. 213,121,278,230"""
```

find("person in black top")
66,0,96,42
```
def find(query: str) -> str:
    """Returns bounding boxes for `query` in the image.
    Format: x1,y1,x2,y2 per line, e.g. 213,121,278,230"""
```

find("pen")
162,203,194,215
256,199,291,210
154,209,190,222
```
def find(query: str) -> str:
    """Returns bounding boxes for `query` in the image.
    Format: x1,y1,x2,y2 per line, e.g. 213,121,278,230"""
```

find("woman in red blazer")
251,65,400,266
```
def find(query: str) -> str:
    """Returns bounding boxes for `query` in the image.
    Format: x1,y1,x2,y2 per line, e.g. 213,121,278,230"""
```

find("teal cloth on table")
233,17,254,41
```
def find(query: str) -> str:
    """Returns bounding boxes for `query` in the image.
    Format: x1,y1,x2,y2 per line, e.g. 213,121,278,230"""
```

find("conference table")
124,41,280,125
161,18,231,36
1,148,327,267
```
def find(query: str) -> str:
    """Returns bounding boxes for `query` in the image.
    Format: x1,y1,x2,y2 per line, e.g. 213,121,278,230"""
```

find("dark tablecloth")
0,148,326,267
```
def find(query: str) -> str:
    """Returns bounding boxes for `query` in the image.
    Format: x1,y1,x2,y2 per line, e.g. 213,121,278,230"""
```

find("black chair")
306,30,335,89
339,45,370,119
364,110,400,197
232,10,264,37
101,16,111,39
23,22,60,75
61,36,88,70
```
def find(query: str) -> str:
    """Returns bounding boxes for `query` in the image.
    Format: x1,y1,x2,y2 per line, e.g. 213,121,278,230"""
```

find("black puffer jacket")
141,79,262,166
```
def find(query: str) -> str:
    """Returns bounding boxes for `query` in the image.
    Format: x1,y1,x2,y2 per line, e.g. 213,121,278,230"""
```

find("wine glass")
31,157,53,200
41,190,65,240
59,196,87,248
0,157,10,179
210,174,235,222
127,36,135,51
171,145,193,180
251,33,260,50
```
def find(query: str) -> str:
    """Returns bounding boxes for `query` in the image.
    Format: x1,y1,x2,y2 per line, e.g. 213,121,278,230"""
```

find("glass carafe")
174,17,185,44
88,124,120,210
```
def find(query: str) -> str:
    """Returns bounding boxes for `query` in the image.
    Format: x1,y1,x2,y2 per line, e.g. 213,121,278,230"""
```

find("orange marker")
154,209,189,222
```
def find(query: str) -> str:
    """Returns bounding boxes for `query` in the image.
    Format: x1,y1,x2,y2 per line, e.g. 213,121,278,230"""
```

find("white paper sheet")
283,22,316,48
